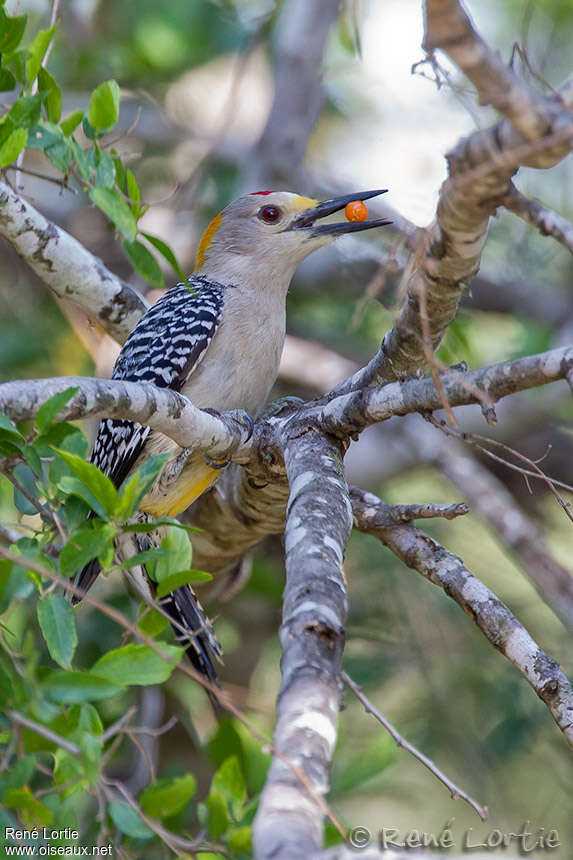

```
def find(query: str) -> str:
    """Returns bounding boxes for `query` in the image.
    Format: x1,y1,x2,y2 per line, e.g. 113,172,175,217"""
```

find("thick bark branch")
0,376,253,462
0,179,147,343
253,431,351,860
188,345,573,575
351,487,573,750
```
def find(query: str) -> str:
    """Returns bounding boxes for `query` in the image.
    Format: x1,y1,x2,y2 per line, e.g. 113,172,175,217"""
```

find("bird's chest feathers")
181,290,286,414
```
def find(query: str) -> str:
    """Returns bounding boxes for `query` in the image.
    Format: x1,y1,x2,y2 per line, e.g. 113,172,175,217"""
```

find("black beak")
289,189,390,235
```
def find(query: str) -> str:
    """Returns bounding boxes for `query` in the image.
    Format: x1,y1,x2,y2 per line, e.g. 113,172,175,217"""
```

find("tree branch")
0,376,253,463
0,179,147,344
503,183,573,254
351,487,573,750
253,431,351,859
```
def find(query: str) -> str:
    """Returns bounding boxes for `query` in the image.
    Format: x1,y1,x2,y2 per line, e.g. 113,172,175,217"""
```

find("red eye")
259,205,281,224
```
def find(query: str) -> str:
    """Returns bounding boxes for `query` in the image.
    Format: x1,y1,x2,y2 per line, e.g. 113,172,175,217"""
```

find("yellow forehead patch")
292,195,318,212
195,212,223,270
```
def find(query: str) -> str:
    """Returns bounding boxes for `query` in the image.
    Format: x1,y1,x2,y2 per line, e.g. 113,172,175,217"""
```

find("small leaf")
2,754,36,792
0,68,16,92
0,660,14,702
58,476,108,521
35,387,78,434
87,79,120,133
211,756,246,817
148,526,192,583
156,569,212,598
141,231,187,282
44,670,123,703
137,607,169,637
3,787,53,827
37,67,61,122
95,150,116,187
227,825,252,853
207,791,229,840
126,168,141,205
0,126,27,167
92,643,182,686
0,412,24,441
116,453,168,520
108,801,153,839
139,774,196,819
0,9,27,54
60,109,83,136
59,523,116,576
123,239,165,288
37,593,78,669
54,448,119,518
90,186,137,241
25,24,58,87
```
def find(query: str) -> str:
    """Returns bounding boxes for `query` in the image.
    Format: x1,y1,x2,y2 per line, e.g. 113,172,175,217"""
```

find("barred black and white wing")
92,279,225,490
74,279,225,599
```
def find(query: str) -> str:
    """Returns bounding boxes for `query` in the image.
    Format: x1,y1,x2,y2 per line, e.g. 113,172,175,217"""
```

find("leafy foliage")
0,398,262,855
0,5,183,285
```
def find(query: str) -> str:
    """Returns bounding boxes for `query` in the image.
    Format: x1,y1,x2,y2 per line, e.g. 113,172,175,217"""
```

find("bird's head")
194,189,389,285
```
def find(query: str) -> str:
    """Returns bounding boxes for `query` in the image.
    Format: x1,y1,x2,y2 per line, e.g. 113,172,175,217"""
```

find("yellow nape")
140,467,220,518
293,195,318,212
195,213,223,270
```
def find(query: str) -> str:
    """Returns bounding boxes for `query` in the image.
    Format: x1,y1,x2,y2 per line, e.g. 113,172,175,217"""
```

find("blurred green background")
1,0,572,856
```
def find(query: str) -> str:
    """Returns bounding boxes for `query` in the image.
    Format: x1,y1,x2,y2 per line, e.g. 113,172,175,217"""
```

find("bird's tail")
160,584,225,713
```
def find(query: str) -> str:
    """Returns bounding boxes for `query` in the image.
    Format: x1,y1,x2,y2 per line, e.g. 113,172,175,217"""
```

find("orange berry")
345,200,368,222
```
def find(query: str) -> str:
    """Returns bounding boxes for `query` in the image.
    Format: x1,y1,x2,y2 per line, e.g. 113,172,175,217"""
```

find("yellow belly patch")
140,465,220,518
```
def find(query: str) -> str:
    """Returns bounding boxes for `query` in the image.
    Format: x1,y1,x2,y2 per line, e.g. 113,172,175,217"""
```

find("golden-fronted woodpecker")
74,189,388,695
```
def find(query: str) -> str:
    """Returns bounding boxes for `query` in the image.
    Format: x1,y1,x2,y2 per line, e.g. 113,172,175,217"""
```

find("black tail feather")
71,557,102,605
161,585,225,715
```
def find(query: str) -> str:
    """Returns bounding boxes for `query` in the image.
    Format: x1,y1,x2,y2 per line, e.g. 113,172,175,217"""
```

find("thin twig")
341,671,488,821
7,709,81,756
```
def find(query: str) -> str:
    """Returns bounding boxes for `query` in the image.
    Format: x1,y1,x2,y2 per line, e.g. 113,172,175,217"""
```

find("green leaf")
0,660,14,703
95,150,116,187
44,670,123,703
54,448,119,518
0,8,27,54
137,607,169,637
87,79,120,133
139,774,196,819
0,558,34,615
90,186,137,241
148,526,192,584
116,453,168,520
0,412,24,442
35,387,78,434
25,24,57,87
108,801,153,839
37,593,78,669
126,168,141,205
59,523,115,576
207,792,229,840
45,138,73,173
156,569,212,598
3,787,53,827
1,754,36,793
12,463,38,515
123,239,165,288
141,232,187,283
210,756,246,819
0,126,27,167
2,93,43,130
58,476,108,521
92,643,182,686
0,68,16,92
60,109,83,136
227,825,252,853
37,67,61,123
122,516,200,534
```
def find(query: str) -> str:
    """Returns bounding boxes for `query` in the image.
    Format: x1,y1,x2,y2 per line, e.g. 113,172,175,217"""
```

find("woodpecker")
74,189,388,701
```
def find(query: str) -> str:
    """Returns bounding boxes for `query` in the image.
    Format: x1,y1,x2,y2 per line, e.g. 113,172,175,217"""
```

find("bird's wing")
91,281,225,489
72,281,224,601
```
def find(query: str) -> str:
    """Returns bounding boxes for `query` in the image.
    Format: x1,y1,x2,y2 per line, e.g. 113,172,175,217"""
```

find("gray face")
195,189,389,286
199,191,328,273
